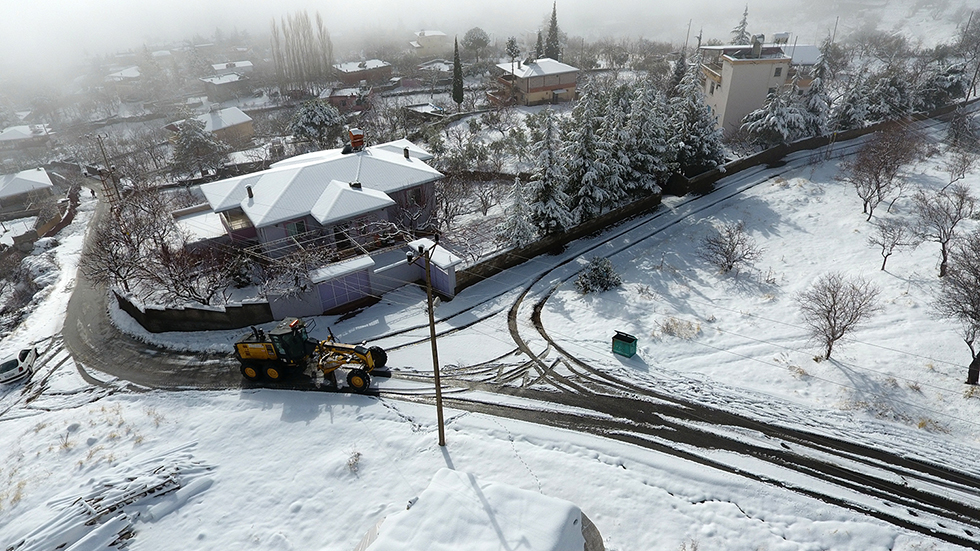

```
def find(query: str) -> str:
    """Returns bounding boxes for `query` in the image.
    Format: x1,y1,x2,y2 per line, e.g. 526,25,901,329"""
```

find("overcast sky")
0,0,904,88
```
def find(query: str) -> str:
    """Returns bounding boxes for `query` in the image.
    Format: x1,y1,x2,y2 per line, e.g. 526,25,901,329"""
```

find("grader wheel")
347,369,371,393
265,364,284,381
368,346,387,369
240,363,262,381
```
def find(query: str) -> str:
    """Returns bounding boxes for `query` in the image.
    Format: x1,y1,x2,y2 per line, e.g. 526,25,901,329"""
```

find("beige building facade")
701,41,792,135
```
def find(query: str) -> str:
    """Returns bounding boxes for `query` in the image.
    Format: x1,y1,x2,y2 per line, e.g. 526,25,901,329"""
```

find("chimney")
403,147,410,160
751,34,765,58
246,185,253,199
349,128,365,150
349,181,362,189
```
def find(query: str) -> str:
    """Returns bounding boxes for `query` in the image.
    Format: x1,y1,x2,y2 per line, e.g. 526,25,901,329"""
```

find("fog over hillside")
0,0,970,88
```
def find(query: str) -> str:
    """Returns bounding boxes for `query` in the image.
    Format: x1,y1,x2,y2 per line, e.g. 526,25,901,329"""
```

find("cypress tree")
452,37,464,110
545,2,562,60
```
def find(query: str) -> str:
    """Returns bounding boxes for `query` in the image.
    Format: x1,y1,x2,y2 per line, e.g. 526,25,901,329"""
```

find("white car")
0,347,38,384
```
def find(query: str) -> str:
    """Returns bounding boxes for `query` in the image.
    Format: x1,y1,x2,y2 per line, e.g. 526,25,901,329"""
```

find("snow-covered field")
4,122,980,551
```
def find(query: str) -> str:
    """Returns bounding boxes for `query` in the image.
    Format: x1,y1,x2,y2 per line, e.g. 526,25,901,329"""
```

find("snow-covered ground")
3,121,980,551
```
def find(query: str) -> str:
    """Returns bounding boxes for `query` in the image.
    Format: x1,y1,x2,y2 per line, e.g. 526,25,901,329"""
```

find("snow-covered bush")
575,257,622,294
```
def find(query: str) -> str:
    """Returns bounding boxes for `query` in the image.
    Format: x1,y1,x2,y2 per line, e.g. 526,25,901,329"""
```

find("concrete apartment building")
700,34,818,136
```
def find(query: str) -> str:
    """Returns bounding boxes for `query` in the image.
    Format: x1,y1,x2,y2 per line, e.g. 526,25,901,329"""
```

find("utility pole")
93,134,122,208
407,236,446,446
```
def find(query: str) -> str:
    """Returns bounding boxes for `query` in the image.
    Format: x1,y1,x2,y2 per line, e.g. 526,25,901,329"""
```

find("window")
774,67,782,77
286,220,307,237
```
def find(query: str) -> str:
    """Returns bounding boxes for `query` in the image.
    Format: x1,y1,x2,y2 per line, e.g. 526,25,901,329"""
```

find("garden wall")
114,292,274,333
454,188,664,293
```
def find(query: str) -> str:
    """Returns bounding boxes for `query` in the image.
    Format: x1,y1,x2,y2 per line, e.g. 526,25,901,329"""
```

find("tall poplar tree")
452,37,464,110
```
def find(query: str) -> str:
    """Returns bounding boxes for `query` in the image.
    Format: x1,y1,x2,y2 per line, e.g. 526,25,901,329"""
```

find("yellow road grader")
234,317,386,393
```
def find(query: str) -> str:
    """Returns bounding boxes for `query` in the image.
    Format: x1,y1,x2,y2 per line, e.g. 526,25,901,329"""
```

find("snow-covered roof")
212,61,252,72
200,74,246,85
200,139,441,229
0,168,54,200
0,125,49,142
325,87,362,98
334,60,390,74
373,138,434,161
310,181,395,226
362,469,584,551
495,57,579,78
784,44,822,66
196,107,252,132
407,238,462,270
309,255,375,284
418,59,452,72
107,66,141,80
151,50,171,58
173,209,226,242
700,44,790,61
270,141,442,192
415,30,446,38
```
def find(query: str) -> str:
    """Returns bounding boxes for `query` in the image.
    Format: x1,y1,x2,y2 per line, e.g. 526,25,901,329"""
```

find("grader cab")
234,317,387,393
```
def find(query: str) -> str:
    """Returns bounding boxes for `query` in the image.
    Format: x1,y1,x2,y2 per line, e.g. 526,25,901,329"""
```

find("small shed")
405,238,462,298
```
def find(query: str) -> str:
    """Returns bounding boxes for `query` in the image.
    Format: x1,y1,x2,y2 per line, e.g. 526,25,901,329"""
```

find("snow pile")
363,468,585,551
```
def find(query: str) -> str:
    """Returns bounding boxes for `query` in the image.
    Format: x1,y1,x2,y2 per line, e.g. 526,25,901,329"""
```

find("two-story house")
490,57,579,106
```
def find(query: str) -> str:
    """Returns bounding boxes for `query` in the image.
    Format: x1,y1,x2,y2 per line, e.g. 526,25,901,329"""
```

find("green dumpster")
612,331,637,358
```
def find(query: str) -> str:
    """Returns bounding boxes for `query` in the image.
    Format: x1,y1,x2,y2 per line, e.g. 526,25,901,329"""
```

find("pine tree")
290,99,343,149
545,2,562,60
834,79,871,131
562,85,609,223
596,83,633,207
496,177,538,248
670,53,687,97
527,109,571,234
626,83,672,192
868,73,913,122
731,5,751,45
669,53,725,177
171,117,228,177
535,31,544,59
741,87,809,147
800,73,831,137
452,37,464,111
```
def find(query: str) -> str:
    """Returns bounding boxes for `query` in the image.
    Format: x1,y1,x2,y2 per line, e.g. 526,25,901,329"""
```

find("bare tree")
435,176,472,230
797,272,881,359
942,149,979,190
935,230,980,384
838,129,923,220
867,217,920,270
698,221,763,274
474,180,504,216
914,184,977,277
147,243,231,307
80,215,143,293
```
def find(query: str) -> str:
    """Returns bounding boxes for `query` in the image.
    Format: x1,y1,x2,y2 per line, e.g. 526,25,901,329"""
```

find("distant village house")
490,57,579,106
